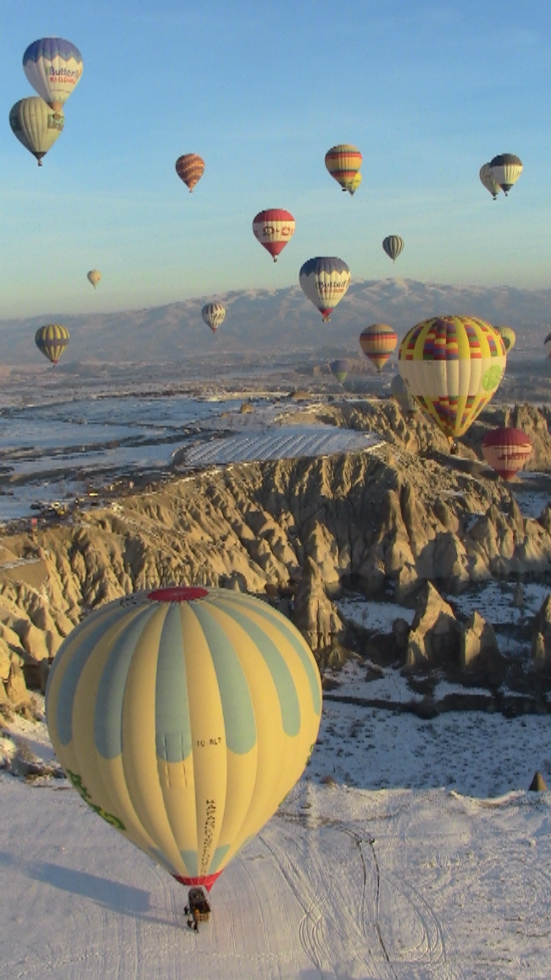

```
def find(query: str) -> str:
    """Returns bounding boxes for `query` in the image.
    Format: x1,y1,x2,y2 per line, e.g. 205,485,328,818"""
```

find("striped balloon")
299,256,351,321
252,209,295,262
175,154,205,192
359,324,398,373
398,316,507,440
481,427,532,480
382,236,404,263
325,144,362,192
202,302,226,333
23,37,83,111
35,324,70,365
45,586,322,894
489,154,523,195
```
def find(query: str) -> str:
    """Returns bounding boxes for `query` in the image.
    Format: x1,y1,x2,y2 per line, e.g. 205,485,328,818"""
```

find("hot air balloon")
202,303,226,333
87,270,101,290
481,427,532,480
495,325,516,353
45,586,322,900
390,374,417,414
489,154,523,195
347,173,362,196
23,38,83,111
359,324,398,373
382,236,404,263
324,144,362,192
299,257,351,321
544,333,551,358
35,324,70,365
252,209,295,262
398,316,507,442
479,163,501,200
329,359,351,384
175,154,205,192
9,98,64,165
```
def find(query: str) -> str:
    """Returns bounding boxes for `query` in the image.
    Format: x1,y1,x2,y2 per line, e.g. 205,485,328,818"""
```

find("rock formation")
531,594,551,672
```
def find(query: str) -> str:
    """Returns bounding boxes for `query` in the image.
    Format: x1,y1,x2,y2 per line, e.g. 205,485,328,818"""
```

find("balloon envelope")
324,144,362,192
382,236,404,262
347,173,362,196
252,209,295,262
23,38,83,110
390,373,417,414
87,270,101,289
35,324,70,364
495,325,516,353
45,586,322,893
398,315,506,439
482,427,532,480
489,154,522,194
329,359,351,384
9,98,64,165
175,154,205,192
479,163,501,200
545,333,551,358
359,324,398,373
202,303,226,333
299,257,351,321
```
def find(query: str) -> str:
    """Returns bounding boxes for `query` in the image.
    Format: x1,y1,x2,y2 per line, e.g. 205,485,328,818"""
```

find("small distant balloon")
87,270,101,290
382,236,404,263
347,173,362,196
202,302,226,333
329,359,352,384
479,163,501,200
299,257,351,321
35,324,70,365
252,209,295,262
175,154,205,192
544,333,551,358
360,324,398,373
325,144,362,192
489,154,523,195
482,427,532,480
23,38,83,111
495,325,516,353
9,98,64,165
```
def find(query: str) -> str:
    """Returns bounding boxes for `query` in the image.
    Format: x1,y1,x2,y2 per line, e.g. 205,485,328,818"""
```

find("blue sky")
0,0,550,318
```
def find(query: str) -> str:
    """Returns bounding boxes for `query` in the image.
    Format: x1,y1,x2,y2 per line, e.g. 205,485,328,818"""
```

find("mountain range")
0,278,550,366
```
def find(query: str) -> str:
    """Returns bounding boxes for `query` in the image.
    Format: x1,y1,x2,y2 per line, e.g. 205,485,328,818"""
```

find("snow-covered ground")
2,683,550,980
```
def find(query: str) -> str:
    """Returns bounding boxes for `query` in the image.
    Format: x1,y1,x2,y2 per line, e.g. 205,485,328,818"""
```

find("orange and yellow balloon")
46,586,322,895
359,324,398,373
324,144,362,192
398,315,506,440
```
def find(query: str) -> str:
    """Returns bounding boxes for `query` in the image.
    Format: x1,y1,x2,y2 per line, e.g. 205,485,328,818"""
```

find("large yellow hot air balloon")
359,324,398,373
9,98,64,165
299,257,351,321
324,144,362,192
398,316,506,441
87,270,101,290
175,154,205,192
35,324,70,364
45,586,322,897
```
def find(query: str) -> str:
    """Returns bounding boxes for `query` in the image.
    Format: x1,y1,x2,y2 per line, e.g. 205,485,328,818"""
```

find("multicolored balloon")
9,98,64,165
202,303,226,333
495,325,516,353
324,144,362,192
252,209,295,262
359,324,398,373
489,154,523,195
482,427,532,480
398,316,507,440
35,324,70,364
175,154,205,192
382,236,404,263
299,257,351,321
479,163,501,200
87,270,101,290
23,38,83,111
329,359,352,384
347,173,362,196
45,586,322,895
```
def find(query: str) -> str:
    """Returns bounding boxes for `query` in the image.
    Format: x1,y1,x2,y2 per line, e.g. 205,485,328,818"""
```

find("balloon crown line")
147,586,210,603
